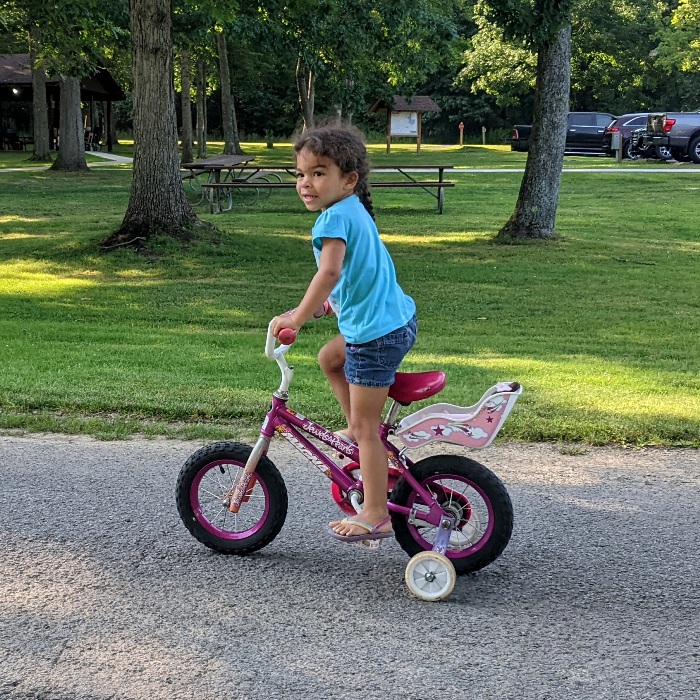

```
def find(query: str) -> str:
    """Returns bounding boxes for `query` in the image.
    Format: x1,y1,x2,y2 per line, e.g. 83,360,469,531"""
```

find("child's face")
295,148,358,212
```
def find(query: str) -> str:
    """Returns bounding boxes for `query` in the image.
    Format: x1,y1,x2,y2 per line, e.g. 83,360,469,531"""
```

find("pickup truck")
642,112,700,163
511,112,614,154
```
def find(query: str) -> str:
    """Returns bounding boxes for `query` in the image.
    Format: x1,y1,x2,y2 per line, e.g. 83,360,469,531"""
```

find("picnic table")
2,134,34,151
194,163,455,214
181,155,256,210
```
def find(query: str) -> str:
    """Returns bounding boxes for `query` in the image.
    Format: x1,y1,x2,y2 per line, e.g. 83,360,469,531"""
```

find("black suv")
511,112,614,154
564,112,615,153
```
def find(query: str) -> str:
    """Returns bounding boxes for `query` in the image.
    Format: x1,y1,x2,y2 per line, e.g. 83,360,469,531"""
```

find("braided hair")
294,125,375,220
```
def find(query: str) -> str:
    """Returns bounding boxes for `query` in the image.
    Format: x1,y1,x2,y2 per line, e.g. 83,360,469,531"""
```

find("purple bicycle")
176,319,522,601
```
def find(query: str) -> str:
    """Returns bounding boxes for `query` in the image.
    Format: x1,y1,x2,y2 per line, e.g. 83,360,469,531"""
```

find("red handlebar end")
278,328,297,345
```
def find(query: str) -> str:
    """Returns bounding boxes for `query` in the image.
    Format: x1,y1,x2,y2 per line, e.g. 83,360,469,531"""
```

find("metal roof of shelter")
369,95,441,114
0,53,125,101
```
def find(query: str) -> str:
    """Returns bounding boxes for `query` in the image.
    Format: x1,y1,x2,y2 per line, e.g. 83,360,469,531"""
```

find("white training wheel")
404,551,456,602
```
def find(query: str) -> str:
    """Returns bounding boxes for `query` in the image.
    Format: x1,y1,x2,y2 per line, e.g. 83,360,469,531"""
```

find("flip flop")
328,516,394,543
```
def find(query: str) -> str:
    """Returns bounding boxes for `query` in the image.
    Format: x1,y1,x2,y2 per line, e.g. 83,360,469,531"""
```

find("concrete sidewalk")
0,150,132,173
89,151,133,164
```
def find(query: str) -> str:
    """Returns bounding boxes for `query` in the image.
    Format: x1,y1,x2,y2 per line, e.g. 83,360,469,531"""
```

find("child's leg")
330,384,392,536
318,334,352,431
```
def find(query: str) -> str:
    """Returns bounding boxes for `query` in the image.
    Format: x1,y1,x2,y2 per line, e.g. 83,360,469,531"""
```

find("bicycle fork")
226,435,270,513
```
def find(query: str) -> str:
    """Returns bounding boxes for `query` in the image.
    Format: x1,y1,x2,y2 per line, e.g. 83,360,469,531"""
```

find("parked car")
603,113,672,160
642,112,700,163
511,111,614,155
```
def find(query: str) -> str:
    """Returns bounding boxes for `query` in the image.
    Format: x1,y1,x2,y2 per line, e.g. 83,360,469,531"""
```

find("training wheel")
404,551,456,602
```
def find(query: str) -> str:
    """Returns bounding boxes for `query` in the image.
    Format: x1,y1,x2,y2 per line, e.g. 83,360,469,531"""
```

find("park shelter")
369,95,441,153
0,53,125,151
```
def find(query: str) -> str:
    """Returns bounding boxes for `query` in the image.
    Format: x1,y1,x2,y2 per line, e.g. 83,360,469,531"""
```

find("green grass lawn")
0,144,698,444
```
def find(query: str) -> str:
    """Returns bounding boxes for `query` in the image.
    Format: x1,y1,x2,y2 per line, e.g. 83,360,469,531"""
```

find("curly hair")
294,125,375,220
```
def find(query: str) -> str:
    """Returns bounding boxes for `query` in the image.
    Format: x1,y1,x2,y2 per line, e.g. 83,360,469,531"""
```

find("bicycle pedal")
355,539,383,551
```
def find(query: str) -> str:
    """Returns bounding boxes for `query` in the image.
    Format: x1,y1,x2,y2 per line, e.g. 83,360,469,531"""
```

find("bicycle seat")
389,371,446,405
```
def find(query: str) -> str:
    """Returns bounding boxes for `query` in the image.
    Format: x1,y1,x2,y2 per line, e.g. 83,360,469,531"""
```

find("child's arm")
271,238,345,337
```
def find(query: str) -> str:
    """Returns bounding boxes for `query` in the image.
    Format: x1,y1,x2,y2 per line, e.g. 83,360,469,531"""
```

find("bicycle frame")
226,323,455,532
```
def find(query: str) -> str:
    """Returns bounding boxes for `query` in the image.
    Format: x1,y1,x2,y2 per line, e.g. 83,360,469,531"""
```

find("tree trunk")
103,0,200,250
179,49,194,164
50,76,88,172
496,26,571,241
296,58,315,131
108,103,119,147
28,26,51,162
196,57,207,158
216,31,242,155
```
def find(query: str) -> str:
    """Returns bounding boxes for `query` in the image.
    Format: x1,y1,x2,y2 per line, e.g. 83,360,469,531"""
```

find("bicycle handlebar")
265,302,333,359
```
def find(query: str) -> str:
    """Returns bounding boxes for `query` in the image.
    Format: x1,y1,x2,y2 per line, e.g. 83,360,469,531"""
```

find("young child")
271,125,417,543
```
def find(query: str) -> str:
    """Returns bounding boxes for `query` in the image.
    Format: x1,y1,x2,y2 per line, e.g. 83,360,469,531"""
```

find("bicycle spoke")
200,486,224,501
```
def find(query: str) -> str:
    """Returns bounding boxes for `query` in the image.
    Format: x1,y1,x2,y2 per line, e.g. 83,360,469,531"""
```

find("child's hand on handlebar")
271,301,332,339
271,314,302,339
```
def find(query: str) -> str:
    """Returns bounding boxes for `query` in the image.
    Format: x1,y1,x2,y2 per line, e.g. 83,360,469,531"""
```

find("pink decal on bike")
302,421,355,458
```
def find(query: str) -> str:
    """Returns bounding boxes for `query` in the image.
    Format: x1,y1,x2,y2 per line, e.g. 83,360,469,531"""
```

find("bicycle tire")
176,441,288,555
390,454,513,575
258,173,283,201
230,186,258,206
182,172,204,206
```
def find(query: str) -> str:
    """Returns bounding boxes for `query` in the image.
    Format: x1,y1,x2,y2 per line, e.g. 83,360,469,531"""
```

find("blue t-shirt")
311,194,416,344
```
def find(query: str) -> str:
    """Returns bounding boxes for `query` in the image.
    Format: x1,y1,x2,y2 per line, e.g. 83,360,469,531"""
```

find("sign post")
370,97,441,154
459,121,464,147
611,131,622,164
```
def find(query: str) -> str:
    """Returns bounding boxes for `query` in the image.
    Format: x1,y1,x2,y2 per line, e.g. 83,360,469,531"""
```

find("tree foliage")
241,0,458,129
459,13,536,107
657,0,700,73
3,0,700,144
477,0,574,47
461,0,678,116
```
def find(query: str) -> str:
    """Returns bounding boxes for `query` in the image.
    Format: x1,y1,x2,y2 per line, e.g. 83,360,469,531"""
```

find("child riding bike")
270,125,416,544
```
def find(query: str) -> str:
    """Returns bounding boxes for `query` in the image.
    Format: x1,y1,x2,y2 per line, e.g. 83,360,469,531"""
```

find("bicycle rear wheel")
176,441,288,554
390,455,513,575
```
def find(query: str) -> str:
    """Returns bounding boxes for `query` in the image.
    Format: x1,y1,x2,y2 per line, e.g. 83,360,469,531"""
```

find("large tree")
216,29,243,154
51,76,89,171
28,25,52,162
103,0,201,249
499,24,570,240
476,0,573,240
178,49,194,164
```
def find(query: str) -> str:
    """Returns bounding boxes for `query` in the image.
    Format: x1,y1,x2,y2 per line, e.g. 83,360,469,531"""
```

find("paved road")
1,435,698,700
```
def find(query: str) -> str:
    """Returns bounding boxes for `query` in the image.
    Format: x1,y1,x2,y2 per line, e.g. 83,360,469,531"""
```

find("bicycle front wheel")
390,455,513,575
176,441,288,554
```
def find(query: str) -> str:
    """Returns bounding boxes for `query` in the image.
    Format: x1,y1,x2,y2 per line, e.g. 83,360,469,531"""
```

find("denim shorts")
344,315,417,388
